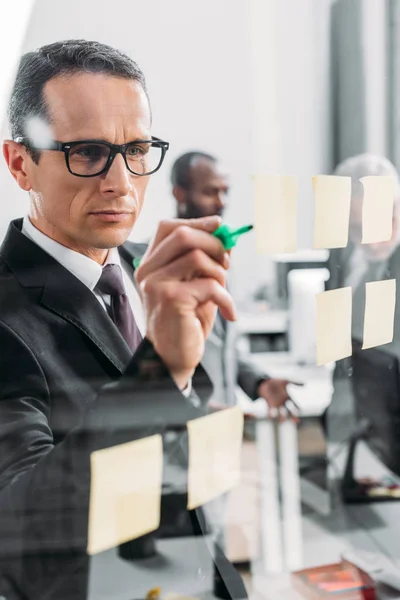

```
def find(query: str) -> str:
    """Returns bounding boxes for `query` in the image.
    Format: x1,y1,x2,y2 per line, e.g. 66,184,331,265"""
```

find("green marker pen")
212,223,253,250
133,223,253,269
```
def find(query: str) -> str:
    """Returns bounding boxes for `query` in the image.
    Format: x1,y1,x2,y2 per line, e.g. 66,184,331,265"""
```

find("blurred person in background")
326,153,400,343
327,153,400,293
168,151,301,555
325,154,400,443
171,151,299,416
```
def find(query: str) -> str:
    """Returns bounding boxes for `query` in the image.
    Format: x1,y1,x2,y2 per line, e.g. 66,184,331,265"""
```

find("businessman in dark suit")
0,40,245,600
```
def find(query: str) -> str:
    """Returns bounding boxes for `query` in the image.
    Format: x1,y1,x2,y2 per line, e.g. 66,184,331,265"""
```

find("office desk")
88,536,218,600
85,426,400,600
238,351,334,418
251,422,400,600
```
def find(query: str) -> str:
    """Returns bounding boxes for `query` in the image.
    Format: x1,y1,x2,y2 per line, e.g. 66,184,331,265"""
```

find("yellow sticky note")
187,406,244,510
316,287,352,366
313,175,351,249
253,175,297,254
87,435,163,555
362,279,396,350
361,176,395,244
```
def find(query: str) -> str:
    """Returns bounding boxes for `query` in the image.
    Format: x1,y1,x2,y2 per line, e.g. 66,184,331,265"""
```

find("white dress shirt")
21,216,192,396
22,216,146,334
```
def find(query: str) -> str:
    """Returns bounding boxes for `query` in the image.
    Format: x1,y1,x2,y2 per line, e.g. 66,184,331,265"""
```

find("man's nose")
216,192,227,210
100,154,133,196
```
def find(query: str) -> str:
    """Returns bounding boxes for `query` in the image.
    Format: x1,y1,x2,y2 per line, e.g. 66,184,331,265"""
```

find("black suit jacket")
0,219,214,599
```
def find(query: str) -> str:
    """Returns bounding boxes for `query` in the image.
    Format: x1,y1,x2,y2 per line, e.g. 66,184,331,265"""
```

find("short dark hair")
8,39,150,162
170,151,216,190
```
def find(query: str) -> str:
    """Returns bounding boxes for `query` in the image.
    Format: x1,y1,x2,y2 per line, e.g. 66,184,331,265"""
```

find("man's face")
349,196,399,261
7,73,152,260
178,158,230,219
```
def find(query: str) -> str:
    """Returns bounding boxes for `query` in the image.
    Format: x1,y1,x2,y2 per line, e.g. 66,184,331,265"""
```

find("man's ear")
3,140,32,191
172,185,187,216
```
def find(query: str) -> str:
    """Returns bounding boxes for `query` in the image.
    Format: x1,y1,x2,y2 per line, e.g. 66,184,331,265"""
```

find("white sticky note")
187,406,244,510
87,435,163,556
253,175,297,254
316,287,352,366
362,279,396,350
361,176,395,244
313,175,351,249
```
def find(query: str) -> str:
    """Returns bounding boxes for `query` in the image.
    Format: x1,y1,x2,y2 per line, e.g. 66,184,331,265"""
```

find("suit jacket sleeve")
236,345,270,400
0,321,211,557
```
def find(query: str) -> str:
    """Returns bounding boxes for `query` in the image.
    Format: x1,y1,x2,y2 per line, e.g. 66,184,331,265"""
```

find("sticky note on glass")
87,435,163,555
187,406,244,510
313,175,351,249
361,176,395,244
316,287,352,366
362,279,396,350
253,175,297,253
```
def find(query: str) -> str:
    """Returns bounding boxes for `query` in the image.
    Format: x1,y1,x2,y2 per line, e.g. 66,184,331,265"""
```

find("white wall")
0,0,334,303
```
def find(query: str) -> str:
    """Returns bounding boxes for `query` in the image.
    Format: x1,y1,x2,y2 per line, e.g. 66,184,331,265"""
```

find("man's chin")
89,227,134,249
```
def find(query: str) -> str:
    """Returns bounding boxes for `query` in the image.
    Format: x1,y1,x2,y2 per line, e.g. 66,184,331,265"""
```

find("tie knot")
96,264,126,296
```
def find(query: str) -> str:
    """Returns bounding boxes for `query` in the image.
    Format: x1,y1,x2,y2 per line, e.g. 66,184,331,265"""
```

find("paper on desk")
362,279,396,350
361,176,395,244
87,435,163,555
313,175,351,249
287,381,333,416
253,175,297,254
316,287,352,366
187,406,244,510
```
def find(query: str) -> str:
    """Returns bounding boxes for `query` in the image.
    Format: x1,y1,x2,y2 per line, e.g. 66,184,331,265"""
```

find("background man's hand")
257,379,302,421
135,216,236,390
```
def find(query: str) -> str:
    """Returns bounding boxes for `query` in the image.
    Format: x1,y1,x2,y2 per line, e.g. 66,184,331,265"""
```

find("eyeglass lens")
67,142,162,176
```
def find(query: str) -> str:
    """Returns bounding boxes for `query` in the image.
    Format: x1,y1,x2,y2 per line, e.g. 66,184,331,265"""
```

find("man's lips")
89,211,132,222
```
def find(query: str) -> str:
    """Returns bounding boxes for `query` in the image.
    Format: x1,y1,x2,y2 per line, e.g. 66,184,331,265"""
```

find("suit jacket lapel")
1,219,132,373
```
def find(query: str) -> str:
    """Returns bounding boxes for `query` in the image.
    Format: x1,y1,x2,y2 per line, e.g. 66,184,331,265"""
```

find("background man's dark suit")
0,219,212,599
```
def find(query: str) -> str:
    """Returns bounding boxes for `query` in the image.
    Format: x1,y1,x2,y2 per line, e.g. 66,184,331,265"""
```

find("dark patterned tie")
96,264,142,353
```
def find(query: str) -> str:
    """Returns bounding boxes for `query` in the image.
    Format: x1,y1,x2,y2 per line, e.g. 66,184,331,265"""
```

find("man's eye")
72,145,106,160
127,145,148,157
80,146,103,158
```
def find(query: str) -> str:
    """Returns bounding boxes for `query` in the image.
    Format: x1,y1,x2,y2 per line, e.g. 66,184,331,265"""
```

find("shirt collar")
22,216,122,291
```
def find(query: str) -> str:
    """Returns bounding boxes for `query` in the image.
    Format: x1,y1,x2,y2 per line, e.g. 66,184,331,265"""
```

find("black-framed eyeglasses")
15,136,170,178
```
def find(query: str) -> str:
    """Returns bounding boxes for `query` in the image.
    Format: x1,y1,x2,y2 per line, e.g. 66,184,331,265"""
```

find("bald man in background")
326,153,400,347
325,154,400,445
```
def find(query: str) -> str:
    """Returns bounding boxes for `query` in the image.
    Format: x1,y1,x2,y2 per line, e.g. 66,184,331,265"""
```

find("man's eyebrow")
62,136,153,144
